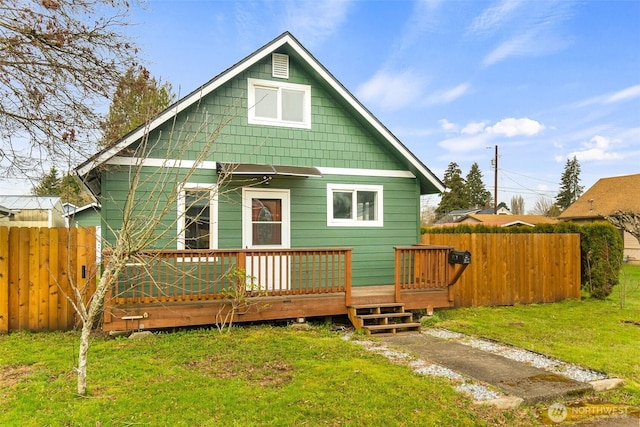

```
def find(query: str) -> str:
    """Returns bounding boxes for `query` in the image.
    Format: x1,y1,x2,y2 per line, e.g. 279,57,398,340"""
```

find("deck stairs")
347,303,421,336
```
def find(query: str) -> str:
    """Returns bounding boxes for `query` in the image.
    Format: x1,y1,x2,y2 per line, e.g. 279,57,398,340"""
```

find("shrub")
580,222,624,299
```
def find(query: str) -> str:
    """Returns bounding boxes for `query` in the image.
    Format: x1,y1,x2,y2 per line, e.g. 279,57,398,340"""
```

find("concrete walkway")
380,332,640,426
382,333,592,404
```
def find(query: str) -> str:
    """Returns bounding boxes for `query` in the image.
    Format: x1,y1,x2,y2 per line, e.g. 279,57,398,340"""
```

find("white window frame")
326,184,383,227
248,78,311,129
177,183,218,250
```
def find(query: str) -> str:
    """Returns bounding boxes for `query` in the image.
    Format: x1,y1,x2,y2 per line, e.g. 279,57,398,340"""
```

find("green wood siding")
131,54,407,172
101,53,425,287
70,208,101,228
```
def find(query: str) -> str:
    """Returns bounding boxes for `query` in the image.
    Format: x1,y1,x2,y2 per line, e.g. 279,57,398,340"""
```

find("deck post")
345,249,352,306
393,248,401,303
237,251,246,272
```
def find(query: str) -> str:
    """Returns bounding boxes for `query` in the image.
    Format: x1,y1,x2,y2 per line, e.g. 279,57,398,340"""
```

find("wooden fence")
420,233,581,307
0,227,97,333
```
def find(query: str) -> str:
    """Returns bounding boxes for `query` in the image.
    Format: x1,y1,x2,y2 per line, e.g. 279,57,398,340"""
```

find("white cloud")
469,0,524,34
576,85,640,108
424,83,470,105
356,69,427,111
604,85,640,104
437,117,545,153
477,1,575,66
438,133,492,152
486,118,545,137
569,135,621,161
283,0,353,47
439,119,458,132
461,121,487,135
395,0,444,53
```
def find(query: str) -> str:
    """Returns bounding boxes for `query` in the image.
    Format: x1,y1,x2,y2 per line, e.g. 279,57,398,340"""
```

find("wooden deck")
102,246,464,331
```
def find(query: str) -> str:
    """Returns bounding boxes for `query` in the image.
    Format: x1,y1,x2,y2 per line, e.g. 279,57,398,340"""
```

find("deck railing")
110,248,352,305
394,245,454,302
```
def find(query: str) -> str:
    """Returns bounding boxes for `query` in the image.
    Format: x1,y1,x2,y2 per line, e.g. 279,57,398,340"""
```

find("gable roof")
559,173,640,220
463,214,558,226
63,202,101,218
76,32,444,196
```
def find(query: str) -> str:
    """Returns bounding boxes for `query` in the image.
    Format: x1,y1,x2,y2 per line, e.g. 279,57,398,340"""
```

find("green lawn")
1,325,532,426
3,268,638,426
427,265,640,406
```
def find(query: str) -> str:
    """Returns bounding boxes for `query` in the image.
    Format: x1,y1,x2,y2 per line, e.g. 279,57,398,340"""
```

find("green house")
76,32,454,332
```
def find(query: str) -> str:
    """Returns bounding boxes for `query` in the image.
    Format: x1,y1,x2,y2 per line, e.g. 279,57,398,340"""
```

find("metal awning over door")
217,163,321,178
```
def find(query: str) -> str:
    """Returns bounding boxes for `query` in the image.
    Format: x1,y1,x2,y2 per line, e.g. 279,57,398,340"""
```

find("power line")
497,170,557,199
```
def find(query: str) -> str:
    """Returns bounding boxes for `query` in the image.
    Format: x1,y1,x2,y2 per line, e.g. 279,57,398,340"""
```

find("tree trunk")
77,320,92,395
75,258,123,395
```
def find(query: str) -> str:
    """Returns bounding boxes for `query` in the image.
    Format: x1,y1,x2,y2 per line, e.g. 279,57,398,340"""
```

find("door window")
251,198,282,246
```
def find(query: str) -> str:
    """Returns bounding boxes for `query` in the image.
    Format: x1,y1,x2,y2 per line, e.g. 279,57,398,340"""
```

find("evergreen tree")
555,156,584,211
435,162,467,219
465,162,491,208
32,166,93,206
32,167,62,196
100,66,175,147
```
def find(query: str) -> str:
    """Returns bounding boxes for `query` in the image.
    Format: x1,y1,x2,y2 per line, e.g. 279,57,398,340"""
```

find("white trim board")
106,157,217,169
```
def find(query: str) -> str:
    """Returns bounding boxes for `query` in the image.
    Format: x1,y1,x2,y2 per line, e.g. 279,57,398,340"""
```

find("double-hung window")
177,184,217,250
248,78,311,129
327,184,383,227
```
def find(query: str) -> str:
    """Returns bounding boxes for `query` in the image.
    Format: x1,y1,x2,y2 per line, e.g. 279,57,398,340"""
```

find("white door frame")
242,188,290,249
242,188,291,291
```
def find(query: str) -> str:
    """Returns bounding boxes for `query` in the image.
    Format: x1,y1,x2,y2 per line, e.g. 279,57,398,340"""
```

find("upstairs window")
327,184,383,227
248,78,311,129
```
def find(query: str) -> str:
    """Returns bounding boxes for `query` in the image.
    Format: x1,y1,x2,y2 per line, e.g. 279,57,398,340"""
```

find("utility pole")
493,145,498,214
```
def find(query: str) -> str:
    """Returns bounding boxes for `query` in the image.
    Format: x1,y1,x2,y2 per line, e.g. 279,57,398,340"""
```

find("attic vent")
272,53,289,79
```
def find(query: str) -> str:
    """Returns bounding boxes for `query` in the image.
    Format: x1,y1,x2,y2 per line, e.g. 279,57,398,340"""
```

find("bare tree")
420,195,437,226
605,211,640,245
0,0,137,177
69,102,241,396
510,195,525,215
529,196,560,217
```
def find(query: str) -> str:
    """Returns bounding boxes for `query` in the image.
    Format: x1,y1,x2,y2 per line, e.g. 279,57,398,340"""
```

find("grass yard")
1,325,534,426
3,269,638,426
427,265,640,406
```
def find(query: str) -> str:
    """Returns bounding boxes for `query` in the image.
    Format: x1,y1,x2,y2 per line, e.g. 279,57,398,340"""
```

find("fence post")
0,227,8,333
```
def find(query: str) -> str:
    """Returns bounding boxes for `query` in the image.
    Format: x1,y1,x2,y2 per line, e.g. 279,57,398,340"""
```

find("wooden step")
357,312,413,321
362,322,422,336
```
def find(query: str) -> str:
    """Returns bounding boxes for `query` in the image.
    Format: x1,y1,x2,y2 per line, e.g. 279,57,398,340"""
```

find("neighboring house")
75,32,462,332
458,214,558,227
0,195,66,227
559,173,640,264
433,213,555,228
0,204,15,224
64,202,101,228
435,206,510,225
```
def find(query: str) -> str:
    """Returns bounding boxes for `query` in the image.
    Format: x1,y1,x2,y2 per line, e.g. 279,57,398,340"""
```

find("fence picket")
0,227,8,333
0,226,96,333
421,233,581,307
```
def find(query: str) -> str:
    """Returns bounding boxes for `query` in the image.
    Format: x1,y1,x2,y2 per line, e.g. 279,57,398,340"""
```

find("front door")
242,188,290,291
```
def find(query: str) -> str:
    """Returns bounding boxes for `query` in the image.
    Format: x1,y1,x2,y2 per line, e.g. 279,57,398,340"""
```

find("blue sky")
128,0,640,211
7,0,640,212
